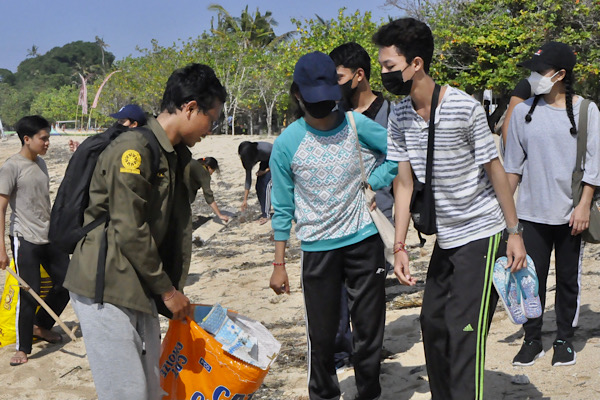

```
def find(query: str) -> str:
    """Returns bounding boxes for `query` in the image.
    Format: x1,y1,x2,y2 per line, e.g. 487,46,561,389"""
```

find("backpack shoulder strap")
576,98,591,171
385,99,391,120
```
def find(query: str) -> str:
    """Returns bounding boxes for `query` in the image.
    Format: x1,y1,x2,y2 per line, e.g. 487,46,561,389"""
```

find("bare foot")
258,217,268,225
10,351,28,366
33,325,63,344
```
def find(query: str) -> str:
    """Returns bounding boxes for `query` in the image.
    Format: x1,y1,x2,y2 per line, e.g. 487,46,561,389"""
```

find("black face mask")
301,99,336,119
340,73,358,107
382,66,413,96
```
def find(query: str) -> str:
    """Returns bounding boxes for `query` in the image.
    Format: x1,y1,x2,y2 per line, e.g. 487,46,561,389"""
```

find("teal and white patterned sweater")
270,111,397,252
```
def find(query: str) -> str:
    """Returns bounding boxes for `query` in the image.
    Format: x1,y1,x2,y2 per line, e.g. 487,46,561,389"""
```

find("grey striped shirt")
387,85,505,249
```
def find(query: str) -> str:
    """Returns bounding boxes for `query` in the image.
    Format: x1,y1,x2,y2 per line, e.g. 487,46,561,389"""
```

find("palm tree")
95,36,109,69
208,4,295,48
26,45,39,58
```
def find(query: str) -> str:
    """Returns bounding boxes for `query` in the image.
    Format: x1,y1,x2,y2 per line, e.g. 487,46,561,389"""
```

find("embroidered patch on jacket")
120,149,142,174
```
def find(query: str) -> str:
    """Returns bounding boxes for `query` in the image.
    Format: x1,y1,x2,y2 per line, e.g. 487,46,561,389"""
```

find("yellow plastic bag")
160,305,280,400
0,260,51,347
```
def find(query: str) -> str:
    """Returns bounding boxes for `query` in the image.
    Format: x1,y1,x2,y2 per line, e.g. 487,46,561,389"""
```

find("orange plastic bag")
160,306,280,400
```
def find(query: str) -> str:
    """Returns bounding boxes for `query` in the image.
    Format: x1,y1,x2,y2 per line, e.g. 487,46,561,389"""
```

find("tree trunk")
232,103,238,135
223,105,230,135
266,102,274,136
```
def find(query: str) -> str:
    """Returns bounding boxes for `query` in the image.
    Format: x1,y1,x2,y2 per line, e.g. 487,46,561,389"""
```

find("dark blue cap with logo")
293,51,341,103
110,104,147,125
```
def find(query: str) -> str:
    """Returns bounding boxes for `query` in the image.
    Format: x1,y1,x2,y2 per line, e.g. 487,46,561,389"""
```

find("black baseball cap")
293,51,341,103
518,41,576,72
110,104,147,125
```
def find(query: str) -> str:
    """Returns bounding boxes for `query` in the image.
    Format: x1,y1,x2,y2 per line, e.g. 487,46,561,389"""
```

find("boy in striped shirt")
373,18,527,399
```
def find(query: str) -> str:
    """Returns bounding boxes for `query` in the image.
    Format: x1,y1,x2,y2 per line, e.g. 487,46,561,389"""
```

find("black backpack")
49,123,161,253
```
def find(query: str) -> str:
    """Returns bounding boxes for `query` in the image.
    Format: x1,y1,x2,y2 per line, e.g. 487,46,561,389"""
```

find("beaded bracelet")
393,241,407,255
273,262,286,267
162,287,177,302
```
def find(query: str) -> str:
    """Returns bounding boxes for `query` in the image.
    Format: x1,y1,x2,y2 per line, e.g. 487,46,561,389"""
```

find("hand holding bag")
347,111,396,265
571,98,600,243
409,84,441,236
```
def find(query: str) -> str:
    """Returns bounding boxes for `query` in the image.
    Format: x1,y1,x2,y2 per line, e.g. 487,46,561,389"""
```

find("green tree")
0,83,34,126
0,69,15,85
96,40,183,117
29,85,80,123
252,47,288,135
16,40,114,89
384,0,600,100
275,8,386,124
95,36,110,70
208,4,282,48
26,45,39,58
207,4,297,134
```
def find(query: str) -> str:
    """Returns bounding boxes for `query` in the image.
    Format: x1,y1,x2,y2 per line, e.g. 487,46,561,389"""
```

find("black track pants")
301,234,386,400
420,232,502,400
520,221,583,342
10,236,70,354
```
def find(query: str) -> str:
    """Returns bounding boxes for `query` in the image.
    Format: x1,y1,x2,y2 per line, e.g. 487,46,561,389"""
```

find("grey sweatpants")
70,292,163,400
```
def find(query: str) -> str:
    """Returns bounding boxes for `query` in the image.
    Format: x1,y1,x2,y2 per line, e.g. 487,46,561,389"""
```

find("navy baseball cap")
293,51,341,103
518,41,576,72
110,104,147,125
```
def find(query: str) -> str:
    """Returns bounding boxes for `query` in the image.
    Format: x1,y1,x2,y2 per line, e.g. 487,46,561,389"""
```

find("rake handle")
5,267,77,342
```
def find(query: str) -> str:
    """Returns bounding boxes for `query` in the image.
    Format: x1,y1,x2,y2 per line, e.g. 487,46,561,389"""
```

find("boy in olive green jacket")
64,64,226,400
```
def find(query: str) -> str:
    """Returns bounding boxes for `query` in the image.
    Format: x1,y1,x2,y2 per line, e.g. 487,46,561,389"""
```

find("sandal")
33,327,63,344
493,256,528,325
9,352,28,366
514,255,542,319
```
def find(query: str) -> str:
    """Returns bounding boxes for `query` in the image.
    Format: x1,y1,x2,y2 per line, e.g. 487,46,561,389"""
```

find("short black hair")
15,115,50,145
329,42,372,81
198,156,220,172
160,63,227,114
238,141,259,170
372,18,434,73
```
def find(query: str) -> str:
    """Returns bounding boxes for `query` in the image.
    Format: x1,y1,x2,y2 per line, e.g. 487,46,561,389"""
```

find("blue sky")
0,0,402,73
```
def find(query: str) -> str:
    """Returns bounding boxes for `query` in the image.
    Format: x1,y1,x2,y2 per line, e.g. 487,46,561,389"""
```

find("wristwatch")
506,222,524,235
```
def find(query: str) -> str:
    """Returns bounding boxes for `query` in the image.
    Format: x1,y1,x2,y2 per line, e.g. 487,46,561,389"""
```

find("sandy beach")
1,133,600,400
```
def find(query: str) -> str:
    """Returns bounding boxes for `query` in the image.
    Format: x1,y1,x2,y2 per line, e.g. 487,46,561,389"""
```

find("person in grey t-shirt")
0,116,69,366
505,41,600,368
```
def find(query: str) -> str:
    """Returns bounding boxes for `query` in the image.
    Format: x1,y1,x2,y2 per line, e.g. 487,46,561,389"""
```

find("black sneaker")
512,340,545,366
552,340,576,366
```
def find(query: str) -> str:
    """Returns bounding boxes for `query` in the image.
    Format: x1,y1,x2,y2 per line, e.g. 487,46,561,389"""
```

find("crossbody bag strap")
425,84,441,185
347,111,368,187
576,98,591,172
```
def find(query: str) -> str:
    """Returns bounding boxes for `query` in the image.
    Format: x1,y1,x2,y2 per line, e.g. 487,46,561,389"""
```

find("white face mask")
527,71,560,95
